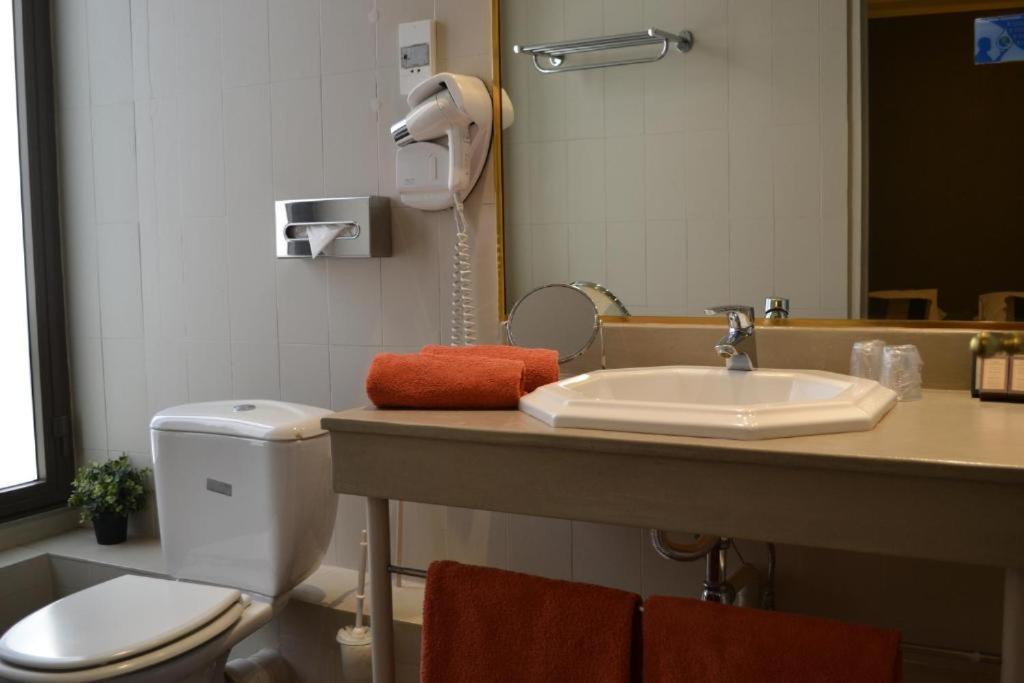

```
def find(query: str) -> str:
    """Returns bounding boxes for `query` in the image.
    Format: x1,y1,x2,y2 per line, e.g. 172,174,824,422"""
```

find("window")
0,0,73,520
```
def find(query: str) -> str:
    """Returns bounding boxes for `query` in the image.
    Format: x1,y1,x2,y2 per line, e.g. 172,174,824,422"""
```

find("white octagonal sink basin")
519,366,898,440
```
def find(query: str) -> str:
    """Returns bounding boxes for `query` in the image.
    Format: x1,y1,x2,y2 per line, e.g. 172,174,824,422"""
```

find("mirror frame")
488,0,1024,330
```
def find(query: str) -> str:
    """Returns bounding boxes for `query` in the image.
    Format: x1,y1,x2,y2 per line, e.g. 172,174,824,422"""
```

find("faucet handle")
704,305,756,330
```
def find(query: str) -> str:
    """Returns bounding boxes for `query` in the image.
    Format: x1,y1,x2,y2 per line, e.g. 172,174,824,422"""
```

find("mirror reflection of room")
502,0,851,319
500,1,1024,322
866,4,1024,322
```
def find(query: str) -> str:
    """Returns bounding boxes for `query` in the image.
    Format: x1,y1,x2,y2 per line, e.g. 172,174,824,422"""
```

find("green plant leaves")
67,453,151,523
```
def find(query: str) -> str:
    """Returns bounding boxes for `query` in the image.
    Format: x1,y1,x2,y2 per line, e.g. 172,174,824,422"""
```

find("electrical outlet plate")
399,19,436,95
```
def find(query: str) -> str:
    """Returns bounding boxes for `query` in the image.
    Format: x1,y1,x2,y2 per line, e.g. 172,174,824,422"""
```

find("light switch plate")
399,19,436,95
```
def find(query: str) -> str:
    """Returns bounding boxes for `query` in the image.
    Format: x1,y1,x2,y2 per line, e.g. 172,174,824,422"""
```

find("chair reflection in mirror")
979,292,1024,322
867,289,945,321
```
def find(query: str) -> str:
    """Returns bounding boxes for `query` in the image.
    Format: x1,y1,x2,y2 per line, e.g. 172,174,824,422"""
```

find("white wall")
52,5,1007,663
49,0,858,589
502,0,850,318
54,0,499,562
54,0,748,595
53,0,962,612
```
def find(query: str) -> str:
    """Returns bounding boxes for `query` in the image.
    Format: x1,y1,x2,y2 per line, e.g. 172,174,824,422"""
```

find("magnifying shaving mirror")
505,281,630,365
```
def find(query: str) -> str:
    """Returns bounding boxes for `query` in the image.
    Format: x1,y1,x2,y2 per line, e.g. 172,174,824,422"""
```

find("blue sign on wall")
975,14,1024,65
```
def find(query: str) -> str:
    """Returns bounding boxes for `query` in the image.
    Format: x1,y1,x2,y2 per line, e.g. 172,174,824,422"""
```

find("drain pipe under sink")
649,530,776,609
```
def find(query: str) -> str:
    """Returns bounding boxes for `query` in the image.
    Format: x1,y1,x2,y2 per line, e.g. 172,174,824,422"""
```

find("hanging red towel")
421,344,560,392
643,596,902,683
420,560,641,683
365,353,526,409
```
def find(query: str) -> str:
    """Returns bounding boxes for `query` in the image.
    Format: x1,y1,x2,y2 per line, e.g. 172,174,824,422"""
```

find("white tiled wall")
502,0,850,318
56,0,842,600
55,0,499,564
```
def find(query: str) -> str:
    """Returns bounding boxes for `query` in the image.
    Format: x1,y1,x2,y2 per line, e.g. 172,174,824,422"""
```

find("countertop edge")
322,407,1024,487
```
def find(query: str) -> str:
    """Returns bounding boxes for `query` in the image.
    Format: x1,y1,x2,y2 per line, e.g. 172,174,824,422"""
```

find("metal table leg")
367,497,395,683
1003,568,1024,683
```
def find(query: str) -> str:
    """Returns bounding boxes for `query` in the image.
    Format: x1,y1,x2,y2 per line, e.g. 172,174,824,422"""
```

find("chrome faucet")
704,305,758,371
764,297,790,320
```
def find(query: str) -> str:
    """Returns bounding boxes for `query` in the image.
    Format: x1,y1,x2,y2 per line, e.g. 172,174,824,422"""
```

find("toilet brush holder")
338,626,373,682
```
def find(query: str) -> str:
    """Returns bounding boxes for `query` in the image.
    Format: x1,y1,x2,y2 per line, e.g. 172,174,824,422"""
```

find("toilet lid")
0,575,243,671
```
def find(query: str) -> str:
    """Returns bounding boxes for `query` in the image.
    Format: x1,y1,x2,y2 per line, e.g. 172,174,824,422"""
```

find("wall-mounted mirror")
494,0,1024,325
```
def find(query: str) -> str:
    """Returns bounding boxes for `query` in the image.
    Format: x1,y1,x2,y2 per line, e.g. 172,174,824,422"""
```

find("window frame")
0,0,73,521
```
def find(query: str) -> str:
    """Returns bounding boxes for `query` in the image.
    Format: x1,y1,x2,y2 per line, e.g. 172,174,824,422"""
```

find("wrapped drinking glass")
879,344,924,401
850,339,886,381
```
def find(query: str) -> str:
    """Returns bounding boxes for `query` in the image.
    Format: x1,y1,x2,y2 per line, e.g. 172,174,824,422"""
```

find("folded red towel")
643,596,902,683
421,344,559,392
420,561,641,683
365,353,526,409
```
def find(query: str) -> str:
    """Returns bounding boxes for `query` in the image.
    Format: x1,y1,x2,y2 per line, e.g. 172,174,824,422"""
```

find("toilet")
0,401,338,682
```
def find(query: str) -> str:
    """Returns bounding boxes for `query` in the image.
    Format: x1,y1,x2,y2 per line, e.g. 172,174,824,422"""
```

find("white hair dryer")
390,73,492,210
389,73,512,346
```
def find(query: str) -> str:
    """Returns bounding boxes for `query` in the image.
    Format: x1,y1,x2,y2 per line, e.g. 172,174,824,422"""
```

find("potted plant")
67,454,150,545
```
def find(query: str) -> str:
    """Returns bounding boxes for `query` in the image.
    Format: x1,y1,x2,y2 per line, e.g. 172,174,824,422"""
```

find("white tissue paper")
306,224,343,258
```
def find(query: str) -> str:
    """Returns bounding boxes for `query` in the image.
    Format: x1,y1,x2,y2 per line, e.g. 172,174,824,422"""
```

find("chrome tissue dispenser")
275,196,392,258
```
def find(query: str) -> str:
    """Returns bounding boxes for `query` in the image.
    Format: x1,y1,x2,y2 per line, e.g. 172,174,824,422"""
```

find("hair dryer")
390,73,492,210
389,74,507,346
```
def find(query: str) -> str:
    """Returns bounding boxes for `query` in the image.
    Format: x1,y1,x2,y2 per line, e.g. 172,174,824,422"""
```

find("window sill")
0,506,78,553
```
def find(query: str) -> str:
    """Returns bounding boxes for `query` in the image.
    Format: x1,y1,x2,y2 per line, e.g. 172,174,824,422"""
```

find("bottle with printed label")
971,332,1024,402
1008,335,1024,400
971,332,1007,398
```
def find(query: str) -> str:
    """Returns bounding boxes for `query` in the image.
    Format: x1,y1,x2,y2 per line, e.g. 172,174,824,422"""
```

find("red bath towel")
643,596,902,683
365,353,525,409
420,560,641,683
421,344,559,392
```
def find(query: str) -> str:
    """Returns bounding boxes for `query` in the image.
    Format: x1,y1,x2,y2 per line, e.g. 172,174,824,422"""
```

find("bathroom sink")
519,366,898,440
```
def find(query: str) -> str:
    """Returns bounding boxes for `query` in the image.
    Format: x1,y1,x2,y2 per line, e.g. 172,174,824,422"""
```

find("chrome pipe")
762,542,776,610
726,563,760,607
701,539,734,604
387,564,428,579
902,642,1001,665
652,532,777,610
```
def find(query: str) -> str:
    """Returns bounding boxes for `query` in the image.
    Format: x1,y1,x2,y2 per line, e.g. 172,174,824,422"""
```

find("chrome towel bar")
387,563,428,579
514,27,694,74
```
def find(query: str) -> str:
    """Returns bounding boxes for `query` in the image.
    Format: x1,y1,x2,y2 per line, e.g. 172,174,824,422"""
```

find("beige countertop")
324,389,1024,484
325,389,1024,568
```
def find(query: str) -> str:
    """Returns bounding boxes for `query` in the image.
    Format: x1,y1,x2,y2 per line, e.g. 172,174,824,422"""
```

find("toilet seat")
0,575,250,682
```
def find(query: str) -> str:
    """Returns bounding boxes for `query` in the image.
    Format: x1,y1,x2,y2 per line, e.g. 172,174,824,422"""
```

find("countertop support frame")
325,394,1024,682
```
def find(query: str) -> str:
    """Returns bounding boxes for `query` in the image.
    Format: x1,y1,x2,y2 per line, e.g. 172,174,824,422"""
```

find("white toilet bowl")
0,575,272,682
0,401,337,682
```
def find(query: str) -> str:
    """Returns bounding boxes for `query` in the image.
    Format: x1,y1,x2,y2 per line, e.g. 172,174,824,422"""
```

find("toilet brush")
338,530,372,682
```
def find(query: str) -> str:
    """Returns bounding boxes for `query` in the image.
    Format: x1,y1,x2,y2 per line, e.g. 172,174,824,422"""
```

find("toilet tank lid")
151,400,333,441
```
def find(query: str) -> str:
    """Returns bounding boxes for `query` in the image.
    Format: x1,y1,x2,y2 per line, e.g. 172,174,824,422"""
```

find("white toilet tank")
151,401,338,598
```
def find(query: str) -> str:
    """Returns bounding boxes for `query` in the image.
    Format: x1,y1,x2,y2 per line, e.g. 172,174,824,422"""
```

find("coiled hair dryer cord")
449,196,476,346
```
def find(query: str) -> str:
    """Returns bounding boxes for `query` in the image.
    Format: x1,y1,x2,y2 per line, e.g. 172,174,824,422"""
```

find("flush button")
232,403,256,412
